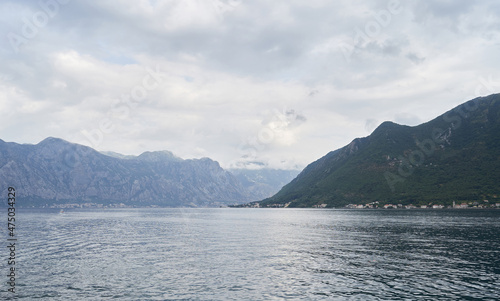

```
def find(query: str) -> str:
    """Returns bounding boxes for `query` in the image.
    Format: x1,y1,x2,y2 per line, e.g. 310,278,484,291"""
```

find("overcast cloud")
1,0,499,169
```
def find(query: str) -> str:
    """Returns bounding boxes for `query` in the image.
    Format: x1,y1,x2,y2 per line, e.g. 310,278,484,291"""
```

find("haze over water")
5,208,500,300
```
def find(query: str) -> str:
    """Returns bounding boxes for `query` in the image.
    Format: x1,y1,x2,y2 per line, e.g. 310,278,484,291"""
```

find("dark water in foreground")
2,208,499,300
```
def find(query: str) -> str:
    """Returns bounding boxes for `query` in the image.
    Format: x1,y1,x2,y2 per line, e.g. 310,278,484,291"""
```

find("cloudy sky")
1,0,499,170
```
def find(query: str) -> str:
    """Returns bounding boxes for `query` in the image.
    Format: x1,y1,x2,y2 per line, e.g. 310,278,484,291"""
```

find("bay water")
2,208,499,300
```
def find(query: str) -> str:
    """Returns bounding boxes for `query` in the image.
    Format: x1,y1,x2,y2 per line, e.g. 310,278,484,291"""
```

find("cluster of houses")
235,202,293,208
345,201,500,209
48,202,129,209
346,204,444,209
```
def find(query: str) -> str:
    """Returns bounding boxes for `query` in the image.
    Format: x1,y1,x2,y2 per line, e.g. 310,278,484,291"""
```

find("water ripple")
3,208,499,300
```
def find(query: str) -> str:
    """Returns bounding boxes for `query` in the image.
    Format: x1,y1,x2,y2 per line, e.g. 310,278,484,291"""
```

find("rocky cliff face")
0,138,249,207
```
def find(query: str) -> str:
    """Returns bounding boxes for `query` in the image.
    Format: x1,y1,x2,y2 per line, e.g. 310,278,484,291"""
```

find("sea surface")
2,208,500,300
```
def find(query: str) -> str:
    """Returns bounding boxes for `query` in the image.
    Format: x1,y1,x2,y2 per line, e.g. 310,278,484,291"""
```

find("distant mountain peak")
136,150,182,162
371,121,409,135
100,151,136,160
34,137,99,159
38,137,69,145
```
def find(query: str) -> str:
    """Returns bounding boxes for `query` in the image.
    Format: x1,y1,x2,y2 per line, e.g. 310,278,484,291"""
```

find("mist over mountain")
261,94,500,207
229,168,299,200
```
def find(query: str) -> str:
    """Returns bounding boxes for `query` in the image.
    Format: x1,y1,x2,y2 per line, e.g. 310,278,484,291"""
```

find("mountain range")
3,94,498,208
0,138,296,207
261,94,500,208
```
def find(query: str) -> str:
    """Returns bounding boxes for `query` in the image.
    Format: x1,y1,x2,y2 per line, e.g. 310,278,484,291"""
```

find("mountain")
261,94,500,208
0,138,249,207
228,168,300,200
100,151,136,160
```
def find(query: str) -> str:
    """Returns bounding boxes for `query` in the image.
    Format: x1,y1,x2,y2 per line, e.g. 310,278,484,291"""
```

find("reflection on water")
4,208,500,300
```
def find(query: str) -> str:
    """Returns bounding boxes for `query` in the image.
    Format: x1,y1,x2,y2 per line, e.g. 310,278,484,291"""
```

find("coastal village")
345,200,500,209
237,200,500,209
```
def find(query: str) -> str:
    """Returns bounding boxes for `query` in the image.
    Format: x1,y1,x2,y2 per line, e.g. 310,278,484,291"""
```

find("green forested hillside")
261,94,500,207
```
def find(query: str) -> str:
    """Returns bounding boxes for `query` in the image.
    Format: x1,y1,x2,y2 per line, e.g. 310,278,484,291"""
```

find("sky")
1,0,499,170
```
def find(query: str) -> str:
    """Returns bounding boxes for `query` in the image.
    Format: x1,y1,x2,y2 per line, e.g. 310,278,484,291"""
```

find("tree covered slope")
261,94,500,207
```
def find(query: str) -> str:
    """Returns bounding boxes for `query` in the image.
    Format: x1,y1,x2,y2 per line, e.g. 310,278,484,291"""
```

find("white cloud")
1,0,499,169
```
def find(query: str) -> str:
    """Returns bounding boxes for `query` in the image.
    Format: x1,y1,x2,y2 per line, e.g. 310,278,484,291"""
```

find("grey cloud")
363,39,403,57
410,0,500,35
406,52,425,65
260,108,306,129
284,109,307,128
412,0,478,24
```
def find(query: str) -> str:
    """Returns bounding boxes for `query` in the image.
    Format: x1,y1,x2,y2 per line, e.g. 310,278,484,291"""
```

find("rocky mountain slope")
0,138,249,207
